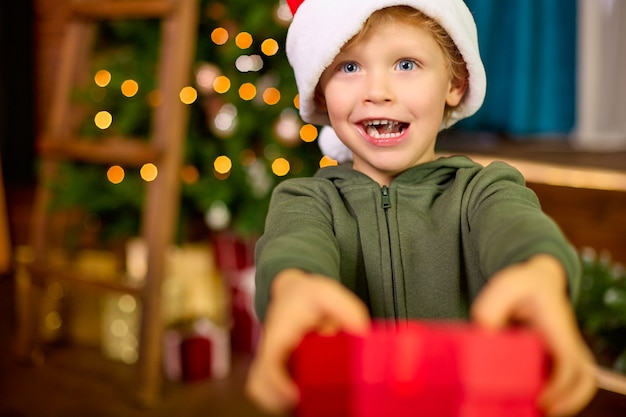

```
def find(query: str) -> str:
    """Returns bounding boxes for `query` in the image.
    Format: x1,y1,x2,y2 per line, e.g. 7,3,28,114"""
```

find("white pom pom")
318,126,353,163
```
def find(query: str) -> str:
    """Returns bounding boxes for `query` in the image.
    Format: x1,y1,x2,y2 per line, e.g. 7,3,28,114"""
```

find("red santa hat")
285,0,486,162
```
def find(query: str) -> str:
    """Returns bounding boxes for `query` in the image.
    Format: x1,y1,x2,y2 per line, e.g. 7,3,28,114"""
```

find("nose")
364,69,394,104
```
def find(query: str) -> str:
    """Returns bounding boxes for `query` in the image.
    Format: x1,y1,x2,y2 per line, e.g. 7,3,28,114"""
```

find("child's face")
318,18,465,185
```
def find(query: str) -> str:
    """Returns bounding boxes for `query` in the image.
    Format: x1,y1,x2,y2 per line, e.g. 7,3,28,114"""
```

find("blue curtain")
458,0,577,136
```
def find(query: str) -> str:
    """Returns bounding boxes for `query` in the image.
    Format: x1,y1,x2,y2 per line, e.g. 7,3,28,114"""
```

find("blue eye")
341,62,360,73
397,60,416,71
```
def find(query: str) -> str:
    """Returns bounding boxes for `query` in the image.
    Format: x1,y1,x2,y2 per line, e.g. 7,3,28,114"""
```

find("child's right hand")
246,268,370,415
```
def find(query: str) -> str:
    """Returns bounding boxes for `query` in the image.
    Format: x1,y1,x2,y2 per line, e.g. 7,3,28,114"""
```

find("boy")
247,0,597,415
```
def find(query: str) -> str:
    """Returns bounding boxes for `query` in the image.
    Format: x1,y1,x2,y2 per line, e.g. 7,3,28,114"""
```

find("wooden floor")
0,275,274,417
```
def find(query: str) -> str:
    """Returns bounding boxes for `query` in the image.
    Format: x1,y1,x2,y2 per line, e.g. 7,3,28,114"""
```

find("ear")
313,85,328,112
445,79,468,107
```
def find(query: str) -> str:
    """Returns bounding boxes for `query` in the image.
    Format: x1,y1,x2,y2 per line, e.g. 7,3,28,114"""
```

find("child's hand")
246,269,370,415
471,254,597,417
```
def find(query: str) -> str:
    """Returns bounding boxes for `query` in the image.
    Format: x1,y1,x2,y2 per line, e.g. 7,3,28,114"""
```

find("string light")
272,157,290,176
121,79,139,97
95,111,113,129
196,63,220,94
95,69,111,87
214,155,232,175
320,156,339,168
239,83,256,101
211,27,229,45
299,124,318,142
276,2,293,22
235,55,264,72
263,87,281,105
235,32,253,49
274,108,301,144
213,75,231,94
107,165,125,184
140,163,158,182
179,86,198,104
213,103,237,134
261,38,279,56
294,94,300,109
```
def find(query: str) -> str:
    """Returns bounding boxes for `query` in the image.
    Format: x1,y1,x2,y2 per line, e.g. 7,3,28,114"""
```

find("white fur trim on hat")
286,0,486,161
318,126,353,163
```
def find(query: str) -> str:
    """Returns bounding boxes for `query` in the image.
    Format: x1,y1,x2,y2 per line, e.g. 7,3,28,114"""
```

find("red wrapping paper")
291,321,548,417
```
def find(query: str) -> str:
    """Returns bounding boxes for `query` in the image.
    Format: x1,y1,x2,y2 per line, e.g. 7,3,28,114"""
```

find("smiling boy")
247,1,597,416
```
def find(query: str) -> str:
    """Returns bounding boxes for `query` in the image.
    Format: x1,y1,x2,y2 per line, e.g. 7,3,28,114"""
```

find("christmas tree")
50,0,328,244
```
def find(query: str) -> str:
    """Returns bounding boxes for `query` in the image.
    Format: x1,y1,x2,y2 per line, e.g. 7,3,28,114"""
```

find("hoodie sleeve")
254,177,342,323
462,161,581,303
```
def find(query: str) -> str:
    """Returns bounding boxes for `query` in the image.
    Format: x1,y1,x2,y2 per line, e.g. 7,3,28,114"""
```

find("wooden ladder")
15,0,198,407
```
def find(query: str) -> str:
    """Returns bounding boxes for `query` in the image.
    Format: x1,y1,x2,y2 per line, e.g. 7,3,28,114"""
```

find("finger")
250,277,370,414
471,274,523,329
246,359,298,415
541,359,597,417
264,278,369,362
310,279,371,333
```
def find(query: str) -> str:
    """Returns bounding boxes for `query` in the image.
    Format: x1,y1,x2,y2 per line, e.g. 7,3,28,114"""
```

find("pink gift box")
290,321,548,417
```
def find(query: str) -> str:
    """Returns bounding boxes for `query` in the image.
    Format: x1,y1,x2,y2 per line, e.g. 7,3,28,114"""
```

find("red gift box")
229,267,261,354
163,318,231,383
290,321,548,417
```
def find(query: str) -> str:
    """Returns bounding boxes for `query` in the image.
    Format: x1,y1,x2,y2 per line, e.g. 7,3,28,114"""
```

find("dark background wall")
0,2,36,186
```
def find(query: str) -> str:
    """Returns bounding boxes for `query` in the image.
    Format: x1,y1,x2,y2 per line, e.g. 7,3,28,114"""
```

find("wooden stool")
14,0,198,407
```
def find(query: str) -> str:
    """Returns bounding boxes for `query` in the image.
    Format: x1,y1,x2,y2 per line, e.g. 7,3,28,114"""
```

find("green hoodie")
254,155,580,322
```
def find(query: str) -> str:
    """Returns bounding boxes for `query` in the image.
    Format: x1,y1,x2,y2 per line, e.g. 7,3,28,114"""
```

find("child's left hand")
471,254,597,417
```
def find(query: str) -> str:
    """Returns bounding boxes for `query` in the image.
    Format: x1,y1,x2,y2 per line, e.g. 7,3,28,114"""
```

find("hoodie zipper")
381,185,399,319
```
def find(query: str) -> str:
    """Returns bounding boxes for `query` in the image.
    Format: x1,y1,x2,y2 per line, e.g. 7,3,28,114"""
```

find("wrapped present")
291,321,548,417
163,318,230,382
229,266,261,354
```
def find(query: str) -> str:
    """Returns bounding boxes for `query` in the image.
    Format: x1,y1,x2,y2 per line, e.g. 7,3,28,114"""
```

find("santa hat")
286,0,486,162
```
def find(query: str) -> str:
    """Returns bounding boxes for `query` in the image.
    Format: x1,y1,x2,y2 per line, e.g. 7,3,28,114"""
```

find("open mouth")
362,119,409,139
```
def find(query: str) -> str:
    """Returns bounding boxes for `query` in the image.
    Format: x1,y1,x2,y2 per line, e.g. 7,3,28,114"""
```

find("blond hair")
318,6,470,123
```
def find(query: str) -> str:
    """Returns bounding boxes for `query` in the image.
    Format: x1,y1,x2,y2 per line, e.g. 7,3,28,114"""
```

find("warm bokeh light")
45,311,62,330
179,86,198,104
213,103,237,134
263,87,281,105
107,165,125,184
261,38,279,56
274,109,301,144
294,94,300,109
95,69,111,87
180,165,199,184
213,76,231,94
276,2,293,22
211,27,229,45
299,124,318,142
235,55,264,72
121,79,139,97
239,83,256,101
272,158,290,176
147,90,163,107
196,63,220,93
95,111,113,129
214,155,232,175
235,32,253,49
320,155,339,168
240,149,256,166
140,163,158,182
